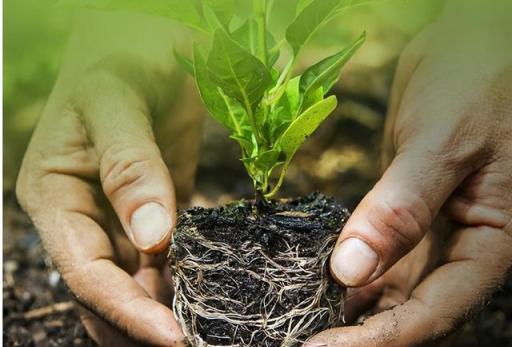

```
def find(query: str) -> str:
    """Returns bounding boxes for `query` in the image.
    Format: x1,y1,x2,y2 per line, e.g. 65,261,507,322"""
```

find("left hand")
305,9,512,347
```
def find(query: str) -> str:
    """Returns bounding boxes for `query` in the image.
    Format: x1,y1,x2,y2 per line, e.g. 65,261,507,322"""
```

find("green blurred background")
3,0,442,194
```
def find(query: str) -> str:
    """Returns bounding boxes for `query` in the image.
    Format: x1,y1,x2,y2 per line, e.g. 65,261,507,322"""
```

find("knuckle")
435,132,489,172
367,196,428,251
100,143,158,198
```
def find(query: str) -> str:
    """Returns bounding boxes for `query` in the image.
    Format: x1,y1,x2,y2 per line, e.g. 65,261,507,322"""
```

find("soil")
3,193,94,347
169,193,350,347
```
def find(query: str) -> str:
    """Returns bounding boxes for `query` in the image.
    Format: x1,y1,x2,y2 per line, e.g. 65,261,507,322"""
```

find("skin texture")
306,3,512,347
16,2,512,347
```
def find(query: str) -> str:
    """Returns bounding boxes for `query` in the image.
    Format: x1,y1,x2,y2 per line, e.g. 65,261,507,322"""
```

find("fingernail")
331,238,379,286
130,202,172,249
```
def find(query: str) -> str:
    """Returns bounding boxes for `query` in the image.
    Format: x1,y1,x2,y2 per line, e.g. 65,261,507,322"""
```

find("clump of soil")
169,192,350,347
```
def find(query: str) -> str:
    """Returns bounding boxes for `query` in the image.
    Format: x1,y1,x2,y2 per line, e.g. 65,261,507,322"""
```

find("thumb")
81,73,176,253
330,148,470,287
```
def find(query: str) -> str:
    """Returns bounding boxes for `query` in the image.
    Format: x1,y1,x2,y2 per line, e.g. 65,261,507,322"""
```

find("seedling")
181,0,366,202
69,0,367,201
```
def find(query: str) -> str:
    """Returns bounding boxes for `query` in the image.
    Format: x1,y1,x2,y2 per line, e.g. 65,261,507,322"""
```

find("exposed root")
170,208,345,347
13,302,75,321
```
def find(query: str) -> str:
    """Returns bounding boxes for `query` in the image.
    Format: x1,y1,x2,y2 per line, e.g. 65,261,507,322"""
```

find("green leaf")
173,49,195,76
282,76,301,117
57,0,205,31
268,76,301,142
277,95,337,160
272,76,300,122
230,134,253,155
204,0,236,29
232,19,280,66
286,0,345,56
301,86,324,112
241,148,282,184
296,0,314,14
270,68,280,85
207,29,272,109
299,31,365,101
193,45,245,133
254,149,281,169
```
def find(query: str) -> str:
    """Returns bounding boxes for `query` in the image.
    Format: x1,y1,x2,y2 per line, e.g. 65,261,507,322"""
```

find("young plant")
186,1,366,201
63,0,368,201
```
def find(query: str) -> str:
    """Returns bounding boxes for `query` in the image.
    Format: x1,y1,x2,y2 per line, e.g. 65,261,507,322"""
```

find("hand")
306,6,512,347
16,50,203,346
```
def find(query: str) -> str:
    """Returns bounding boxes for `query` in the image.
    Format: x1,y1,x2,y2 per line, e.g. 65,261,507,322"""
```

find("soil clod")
169,192,350,347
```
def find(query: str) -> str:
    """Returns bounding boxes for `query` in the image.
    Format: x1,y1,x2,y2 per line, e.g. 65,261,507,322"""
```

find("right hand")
16,52,203,346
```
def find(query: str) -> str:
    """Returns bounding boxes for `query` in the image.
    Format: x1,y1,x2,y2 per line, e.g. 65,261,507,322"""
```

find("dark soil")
169,193,350,347
3,194,95,347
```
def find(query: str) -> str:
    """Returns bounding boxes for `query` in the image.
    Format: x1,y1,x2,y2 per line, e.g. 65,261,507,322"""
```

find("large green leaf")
277,95,337,160
193,46,245,133
57,0,205,31
232,19,280,67
207,29,272,109
299,31,365,108
286,0,345,56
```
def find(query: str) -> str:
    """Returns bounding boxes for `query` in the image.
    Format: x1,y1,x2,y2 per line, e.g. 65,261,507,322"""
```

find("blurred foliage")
3,0,443,192
4,0,72,116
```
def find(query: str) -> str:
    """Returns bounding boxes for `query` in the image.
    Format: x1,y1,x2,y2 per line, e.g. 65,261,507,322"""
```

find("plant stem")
255,189,269,211
253,0,268,65
243,97,262,146
269,57,295,104
265,161,290,199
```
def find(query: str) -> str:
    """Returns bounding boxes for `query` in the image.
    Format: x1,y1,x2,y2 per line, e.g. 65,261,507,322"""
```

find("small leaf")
277,96,337,160
286,0,345,56
299,31,365,102
268,76,301,142
173,49,195,76
281,76,301,118
232,19,280,67
193,45,245,133
254,149,281,169
273,76,300,121
207,29,272,109
270,68,280,85
301,86,323,112
204,0,235,29
230,134,253,155
270,120,292,142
